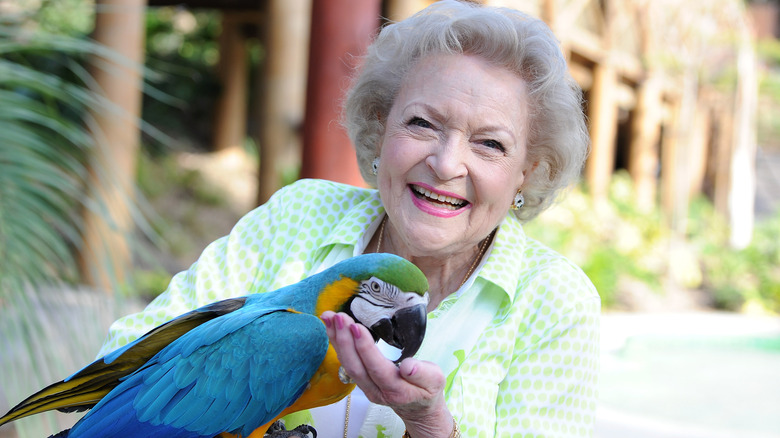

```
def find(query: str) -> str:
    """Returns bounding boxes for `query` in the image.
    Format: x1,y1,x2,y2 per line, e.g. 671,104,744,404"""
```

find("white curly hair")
343,0,589,222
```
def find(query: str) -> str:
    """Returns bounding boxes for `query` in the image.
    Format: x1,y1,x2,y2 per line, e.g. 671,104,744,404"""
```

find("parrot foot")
48,429,70,438
264,420,317,438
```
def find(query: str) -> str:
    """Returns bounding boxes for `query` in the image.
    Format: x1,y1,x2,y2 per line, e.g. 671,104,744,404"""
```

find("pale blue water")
598,332,780,437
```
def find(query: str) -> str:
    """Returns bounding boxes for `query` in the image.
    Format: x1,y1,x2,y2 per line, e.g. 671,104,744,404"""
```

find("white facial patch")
350,277,429,329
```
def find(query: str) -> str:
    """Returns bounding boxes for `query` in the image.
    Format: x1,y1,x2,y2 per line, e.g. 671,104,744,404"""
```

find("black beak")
369,303,427,364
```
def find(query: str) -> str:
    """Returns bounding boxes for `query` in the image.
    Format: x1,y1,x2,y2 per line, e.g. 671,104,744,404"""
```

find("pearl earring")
371,157,380,176
511,191,524,210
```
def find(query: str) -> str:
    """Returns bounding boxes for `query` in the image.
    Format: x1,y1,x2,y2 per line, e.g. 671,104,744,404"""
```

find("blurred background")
0,0,779,437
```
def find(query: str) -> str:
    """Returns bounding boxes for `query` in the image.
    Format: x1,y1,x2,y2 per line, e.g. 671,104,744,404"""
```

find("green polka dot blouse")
98,179,601,437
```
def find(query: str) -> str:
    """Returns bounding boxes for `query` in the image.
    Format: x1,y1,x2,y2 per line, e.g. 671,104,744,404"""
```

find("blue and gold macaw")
0,253,429,438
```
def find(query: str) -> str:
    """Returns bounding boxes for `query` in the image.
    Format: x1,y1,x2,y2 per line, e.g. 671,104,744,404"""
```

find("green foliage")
757,39,780,67
1,0,94,37
0,14,158,297
0,13,151,438
131,267,172,302
757,39,780,149
526,173,666,308
527,172,780,314
0,22,110,293
694,205,780,313
33,0,95,36
131,151,241,301
142,8,222,153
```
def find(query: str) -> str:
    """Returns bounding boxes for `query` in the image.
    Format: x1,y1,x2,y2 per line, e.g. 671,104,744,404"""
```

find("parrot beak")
368,303,427,364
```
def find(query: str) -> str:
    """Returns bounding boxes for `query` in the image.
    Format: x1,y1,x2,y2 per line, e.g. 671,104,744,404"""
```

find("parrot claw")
264,420,317,438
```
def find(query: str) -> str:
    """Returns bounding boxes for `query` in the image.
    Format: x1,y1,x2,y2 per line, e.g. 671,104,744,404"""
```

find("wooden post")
213,12,249,152
627,1,661,212
687,94,712,197
300,0,380,186
660,94,680,220
628,73,663,212
78,0,145,292
713,101,734,217
384,0,426,21
585,0,618,203
541,0,557,28
256,0,311,204
661,70,697,234
586,60,619,202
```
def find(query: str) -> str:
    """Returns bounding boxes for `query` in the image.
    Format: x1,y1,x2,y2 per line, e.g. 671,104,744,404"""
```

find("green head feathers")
333,253,428,296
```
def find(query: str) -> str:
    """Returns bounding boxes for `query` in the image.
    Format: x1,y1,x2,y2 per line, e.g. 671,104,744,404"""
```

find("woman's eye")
408,116,433,129
481,139,505,152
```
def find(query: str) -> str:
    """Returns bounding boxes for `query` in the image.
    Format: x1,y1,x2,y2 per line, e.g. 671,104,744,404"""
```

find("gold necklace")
343,393,351,438
375,215,387,253
459,228,495,288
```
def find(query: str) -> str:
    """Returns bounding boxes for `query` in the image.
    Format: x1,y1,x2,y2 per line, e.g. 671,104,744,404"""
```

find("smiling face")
376,53,531,257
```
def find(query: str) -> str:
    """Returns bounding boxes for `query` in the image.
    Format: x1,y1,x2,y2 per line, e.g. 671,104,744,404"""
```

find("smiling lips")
409,184,469,217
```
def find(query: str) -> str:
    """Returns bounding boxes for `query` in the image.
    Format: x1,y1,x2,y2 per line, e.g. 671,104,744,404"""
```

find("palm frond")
0,20,154,438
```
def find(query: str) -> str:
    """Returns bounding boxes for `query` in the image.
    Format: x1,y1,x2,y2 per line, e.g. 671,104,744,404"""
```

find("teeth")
413,186,465,207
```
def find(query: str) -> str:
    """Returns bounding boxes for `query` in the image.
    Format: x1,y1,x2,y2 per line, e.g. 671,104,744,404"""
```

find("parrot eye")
357,277,397,304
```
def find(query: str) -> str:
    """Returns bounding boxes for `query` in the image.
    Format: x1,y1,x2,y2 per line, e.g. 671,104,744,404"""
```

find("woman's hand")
321,311,455,438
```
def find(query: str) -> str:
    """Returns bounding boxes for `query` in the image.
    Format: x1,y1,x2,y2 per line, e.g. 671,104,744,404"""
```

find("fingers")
350,320,401,398
321,312,450,428
321,312,445,409
322,312,395,394
321,311,362,372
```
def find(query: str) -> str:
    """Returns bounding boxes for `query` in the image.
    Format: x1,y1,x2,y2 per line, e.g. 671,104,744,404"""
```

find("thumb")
398,358,446,392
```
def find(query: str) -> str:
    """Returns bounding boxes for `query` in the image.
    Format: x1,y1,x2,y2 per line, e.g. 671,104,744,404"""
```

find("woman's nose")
425,135,467,180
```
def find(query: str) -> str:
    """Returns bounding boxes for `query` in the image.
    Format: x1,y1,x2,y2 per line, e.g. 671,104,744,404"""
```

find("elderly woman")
98,1,599,437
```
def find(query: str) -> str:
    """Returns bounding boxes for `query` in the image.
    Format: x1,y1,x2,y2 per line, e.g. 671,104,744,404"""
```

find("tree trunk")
586,61,619,202
256,0,311,204
628,73,663,212
79,0,146,292
213,12,249,152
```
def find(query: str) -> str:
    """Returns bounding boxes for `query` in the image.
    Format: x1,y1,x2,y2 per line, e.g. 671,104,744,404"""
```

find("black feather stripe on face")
339,295,382,343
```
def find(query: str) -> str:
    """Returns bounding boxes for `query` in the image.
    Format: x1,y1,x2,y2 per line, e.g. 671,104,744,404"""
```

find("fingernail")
350,324,361,339
335,314,344,330
322,316,332,328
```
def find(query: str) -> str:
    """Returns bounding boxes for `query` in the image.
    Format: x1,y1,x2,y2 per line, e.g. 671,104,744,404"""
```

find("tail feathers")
0,297,250,429
0,369,125,426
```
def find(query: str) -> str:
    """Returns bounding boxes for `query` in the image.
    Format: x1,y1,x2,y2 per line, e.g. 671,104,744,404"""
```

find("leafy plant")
694,206,780,313
0,14,151,438
0,24,105,293
526,173,666,308
527,172,780,314
142,8,222,153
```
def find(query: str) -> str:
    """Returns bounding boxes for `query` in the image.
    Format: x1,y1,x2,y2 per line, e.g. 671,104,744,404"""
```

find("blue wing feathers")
68,385,160,438
166,388,207,430
136,371,178,423
156,383,195,423
61,302,329,437
153,383,197,428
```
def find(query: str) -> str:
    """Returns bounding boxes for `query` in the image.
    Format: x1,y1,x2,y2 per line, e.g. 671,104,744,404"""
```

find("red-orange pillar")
300,0,380,186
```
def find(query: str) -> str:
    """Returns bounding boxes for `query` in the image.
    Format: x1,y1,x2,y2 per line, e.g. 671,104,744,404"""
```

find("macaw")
0,253,429,438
